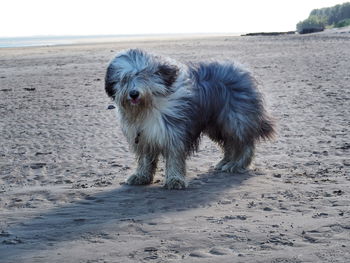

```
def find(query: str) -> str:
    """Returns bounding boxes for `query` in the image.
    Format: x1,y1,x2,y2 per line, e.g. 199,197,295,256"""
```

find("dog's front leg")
126,154,158,185
164,153,187,190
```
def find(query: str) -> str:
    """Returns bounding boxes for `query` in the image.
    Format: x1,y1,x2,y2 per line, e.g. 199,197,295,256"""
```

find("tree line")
297,2,350,34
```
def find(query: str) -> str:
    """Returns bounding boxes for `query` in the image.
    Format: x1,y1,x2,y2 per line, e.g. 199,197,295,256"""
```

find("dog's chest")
142,112,168,146
125,111,169,149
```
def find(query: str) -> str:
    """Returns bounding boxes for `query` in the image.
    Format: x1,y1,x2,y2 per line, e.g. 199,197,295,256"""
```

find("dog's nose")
129,90,140,99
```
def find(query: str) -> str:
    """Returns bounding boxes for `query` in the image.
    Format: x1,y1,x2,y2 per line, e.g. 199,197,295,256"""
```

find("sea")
0,33,241,48
0,35,145,48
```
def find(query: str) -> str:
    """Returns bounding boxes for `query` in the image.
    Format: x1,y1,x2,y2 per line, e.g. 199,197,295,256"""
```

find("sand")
0,31,349,262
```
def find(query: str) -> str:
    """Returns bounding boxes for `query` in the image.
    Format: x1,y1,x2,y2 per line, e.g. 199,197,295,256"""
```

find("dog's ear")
105,65,117,99
156,64,179,87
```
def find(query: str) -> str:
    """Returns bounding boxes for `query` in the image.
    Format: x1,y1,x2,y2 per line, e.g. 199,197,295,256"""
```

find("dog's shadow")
0,170,254,261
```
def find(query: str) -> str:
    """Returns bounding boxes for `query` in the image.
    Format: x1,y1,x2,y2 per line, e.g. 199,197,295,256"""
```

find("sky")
0,0,346,37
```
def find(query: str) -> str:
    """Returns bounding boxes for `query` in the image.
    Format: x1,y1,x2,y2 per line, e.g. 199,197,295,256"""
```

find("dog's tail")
259,114,276,141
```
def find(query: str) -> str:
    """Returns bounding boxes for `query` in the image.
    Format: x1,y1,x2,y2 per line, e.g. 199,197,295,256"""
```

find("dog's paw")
220,162,247,174
214,159,229,171
126,173,152,185
164,177,187,190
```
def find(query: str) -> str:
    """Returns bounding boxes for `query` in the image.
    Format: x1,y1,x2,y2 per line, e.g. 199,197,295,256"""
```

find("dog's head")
105,49,179,111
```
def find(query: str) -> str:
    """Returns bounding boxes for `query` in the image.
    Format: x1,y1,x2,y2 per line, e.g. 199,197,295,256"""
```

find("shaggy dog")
105,49,275,189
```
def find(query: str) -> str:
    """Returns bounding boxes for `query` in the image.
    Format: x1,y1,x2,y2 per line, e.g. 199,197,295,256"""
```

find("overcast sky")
0,0,346,37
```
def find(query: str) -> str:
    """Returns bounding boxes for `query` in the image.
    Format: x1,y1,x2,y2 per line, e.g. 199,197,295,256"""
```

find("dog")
105,49,275,189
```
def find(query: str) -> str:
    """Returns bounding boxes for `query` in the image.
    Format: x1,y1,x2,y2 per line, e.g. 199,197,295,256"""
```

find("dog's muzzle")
129,90,139,99
129,90,141,105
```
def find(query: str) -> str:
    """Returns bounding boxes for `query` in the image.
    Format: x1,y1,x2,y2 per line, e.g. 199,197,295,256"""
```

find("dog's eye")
120,76,130,86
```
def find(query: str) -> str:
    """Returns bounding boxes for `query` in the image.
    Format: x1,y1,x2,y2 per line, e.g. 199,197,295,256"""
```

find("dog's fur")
105,49,275,189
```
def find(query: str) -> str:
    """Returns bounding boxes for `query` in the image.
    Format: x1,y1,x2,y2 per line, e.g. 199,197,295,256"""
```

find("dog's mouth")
130,98,141,105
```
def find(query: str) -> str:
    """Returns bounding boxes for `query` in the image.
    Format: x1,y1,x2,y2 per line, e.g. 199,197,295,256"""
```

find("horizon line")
0,32,249,40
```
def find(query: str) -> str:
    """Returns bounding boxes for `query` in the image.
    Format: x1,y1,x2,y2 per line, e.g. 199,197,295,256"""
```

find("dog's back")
188,61,275,143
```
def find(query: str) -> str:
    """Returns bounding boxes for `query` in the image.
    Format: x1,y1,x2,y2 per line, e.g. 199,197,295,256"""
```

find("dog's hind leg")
164,153,187,190
126,154,158,185
205,127,233,171
214,141,235,171
217,140,255,173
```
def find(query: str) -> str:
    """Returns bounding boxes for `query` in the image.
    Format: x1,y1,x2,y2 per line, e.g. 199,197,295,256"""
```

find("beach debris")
23,87,36,91
35,151,52,156
30,163,46,169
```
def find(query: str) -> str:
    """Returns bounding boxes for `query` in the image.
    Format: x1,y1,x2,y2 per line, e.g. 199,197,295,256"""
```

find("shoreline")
2,26,349,50
0,33,242,49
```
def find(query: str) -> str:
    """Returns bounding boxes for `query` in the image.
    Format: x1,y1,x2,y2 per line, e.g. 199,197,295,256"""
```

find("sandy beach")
0,31,349,262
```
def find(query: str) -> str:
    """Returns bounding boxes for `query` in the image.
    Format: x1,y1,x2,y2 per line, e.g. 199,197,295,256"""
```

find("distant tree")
335,18,350,28
338,3,350,22
297,2,350,33
296,15,327,34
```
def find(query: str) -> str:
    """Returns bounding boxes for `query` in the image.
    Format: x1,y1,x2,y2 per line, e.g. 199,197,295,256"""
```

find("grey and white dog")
105,49,275,189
